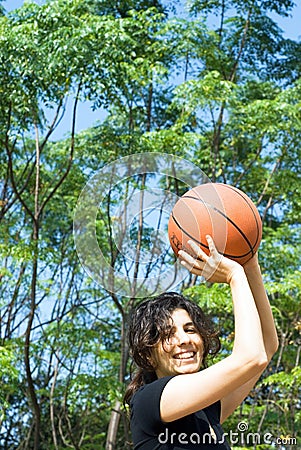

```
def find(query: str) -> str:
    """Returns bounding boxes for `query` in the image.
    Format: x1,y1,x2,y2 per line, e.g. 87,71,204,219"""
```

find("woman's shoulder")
131,376,175,407
130,376,176,436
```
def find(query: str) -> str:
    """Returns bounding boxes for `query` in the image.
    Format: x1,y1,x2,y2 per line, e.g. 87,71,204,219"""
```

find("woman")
124,236,278,449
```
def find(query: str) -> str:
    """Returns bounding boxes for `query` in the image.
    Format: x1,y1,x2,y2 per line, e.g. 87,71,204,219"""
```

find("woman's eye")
186,328,196,333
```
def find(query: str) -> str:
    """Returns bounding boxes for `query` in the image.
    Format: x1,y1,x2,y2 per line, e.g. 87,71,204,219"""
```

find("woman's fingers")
187,239,209,260
178,242,205,275
179,248,201,267
179,258,204,276
183,236,220,262
205,235,215,253
178,236,217,269
178,235,243,283
178,238,215,277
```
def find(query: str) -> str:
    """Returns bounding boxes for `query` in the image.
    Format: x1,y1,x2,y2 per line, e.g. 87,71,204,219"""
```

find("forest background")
0,0,301,449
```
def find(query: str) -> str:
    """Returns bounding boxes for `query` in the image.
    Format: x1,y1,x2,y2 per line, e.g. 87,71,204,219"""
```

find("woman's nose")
174,329,190,345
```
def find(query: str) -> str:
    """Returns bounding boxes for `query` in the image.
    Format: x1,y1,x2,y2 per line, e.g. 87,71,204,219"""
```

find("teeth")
174,352,195,360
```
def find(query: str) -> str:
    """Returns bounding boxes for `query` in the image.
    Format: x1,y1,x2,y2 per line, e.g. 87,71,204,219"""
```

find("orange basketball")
168,183,262,265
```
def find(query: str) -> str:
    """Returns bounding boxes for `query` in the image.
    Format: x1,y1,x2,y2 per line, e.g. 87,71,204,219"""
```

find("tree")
0,0,300,449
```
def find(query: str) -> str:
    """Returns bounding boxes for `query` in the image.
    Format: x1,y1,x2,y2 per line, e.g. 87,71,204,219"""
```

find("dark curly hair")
124,292,221,405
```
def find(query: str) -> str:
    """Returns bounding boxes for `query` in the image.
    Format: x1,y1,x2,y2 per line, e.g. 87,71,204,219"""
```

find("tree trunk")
106,401,122,450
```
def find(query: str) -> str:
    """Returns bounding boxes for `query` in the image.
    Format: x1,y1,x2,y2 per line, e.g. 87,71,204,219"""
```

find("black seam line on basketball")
171,214,253,258
171,213,209,251
214,185,261,248
183,195,255,256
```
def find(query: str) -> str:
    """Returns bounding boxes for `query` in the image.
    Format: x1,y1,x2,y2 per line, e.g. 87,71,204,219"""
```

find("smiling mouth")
173,351,196,360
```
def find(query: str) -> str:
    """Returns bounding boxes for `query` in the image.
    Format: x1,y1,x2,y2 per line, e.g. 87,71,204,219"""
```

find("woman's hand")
178,235,244,284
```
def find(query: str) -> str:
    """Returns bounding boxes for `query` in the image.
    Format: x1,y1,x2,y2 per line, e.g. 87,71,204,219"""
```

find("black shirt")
130,376,231,449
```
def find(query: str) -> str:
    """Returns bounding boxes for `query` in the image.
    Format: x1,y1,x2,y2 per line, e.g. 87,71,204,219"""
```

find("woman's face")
152,308,204,378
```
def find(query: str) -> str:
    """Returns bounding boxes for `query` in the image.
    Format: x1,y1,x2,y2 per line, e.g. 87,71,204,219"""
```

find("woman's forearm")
244,259,279,359
229,267,267,363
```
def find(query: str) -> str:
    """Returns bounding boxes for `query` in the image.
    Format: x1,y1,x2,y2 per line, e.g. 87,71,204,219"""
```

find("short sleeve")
130,378,231,450
130,376,174,442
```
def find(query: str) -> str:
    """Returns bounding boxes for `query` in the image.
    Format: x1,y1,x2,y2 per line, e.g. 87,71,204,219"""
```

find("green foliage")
0,345,19,421
0,0,301,448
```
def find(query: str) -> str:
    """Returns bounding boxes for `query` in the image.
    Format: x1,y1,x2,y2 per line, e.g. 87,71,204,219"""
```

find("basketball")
168,183,262,265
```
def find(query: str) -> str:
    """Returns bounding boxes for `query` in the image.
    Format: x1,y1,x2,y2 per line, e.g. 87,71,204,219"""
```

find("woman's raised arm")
159,236,268,423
